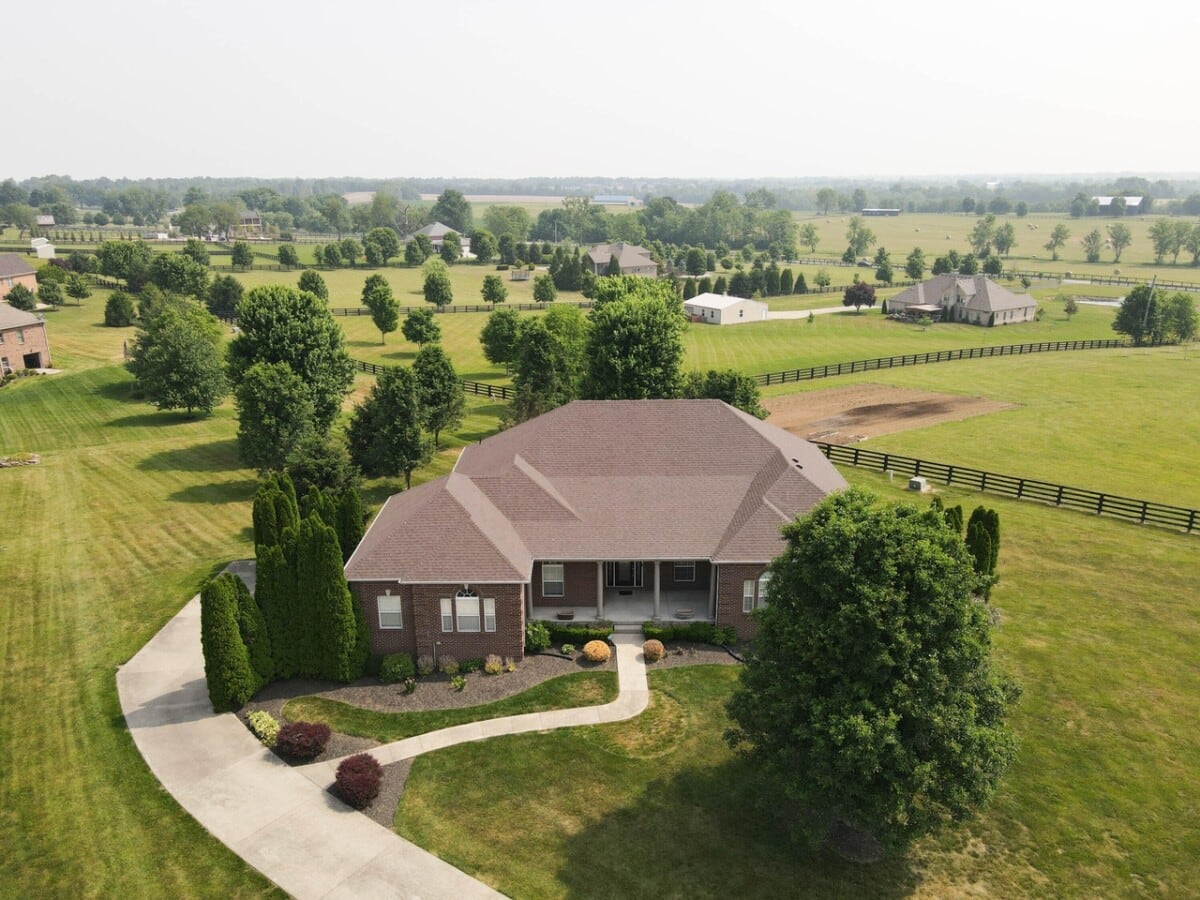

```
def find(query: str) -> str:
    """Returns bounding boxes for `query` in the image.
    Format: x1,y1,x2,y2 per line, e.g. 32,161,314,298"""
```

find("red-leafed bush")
275,721,331,760
335,753,383,809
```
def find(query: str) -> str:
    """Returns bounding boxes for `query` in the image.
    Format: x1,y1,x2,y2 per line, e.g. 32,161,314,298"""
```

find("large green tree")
681,369,766,418
227,284,354,431
296,514,368,682
969,214,997,256
1082,229,1104,263
1160,292,1197,345
993,221,1017,257
481,273,508,306
725,488,1019,851
482,205,531,241
347,366,430,487
206,274,244,318
509,318,578,423
361,273,398,343
422,260,453,307
1044,224,1070,261
234,361,316,471
904,247,926,281
430,189,473,233
401,306,441,346
413,343,465,448
844,216,876,258
199,573,262,712
583,291,685,400
297,269,328,301
1112,283,1162,345
363,227,400,267
480,306,522,372
126,299,228,417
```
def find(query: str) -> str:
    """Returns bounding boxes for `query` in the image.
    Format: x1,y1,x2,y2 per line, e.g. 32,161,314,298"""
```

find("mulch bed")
237,643,742,826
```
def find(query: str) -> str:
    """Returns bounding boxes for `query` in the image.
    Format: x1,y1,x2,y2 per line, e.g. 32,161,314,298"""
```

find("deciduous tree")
297,269,328,301
583,292,685,400
469,229,497,264
361,273,398,344
969,214,997,256
230,241,254,269
1112,283,1162,345
1082,229,1104,263
843,280,876,313
480,306,522,372
681,369,766,418
413,343,465,448
126,299,228,417
363,227,400,267
845,216,876,258
430,189,473,233
346,366,429,487
401,306,440,346
905,247,926,281
481,273,507,306
725,488,1019,850
993,222,1017,256
234,361,316,470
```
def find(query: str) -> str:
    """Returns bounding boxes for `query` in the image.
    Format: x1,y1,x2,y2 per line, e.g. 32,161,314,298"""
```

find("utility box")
908,476,929,493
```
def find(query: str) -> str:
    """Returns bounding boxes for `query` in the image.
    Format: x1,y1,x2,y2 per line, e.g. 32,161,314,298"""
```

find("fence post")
1017,479,1024,498
947,465,955,485
1096,494,1105,515
1056,485,1064,506
981,472,988,491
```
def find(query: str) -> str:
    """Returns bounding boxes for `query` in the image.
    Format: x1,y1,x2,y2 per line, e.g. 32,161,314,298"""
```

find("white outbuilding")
683,292,768,325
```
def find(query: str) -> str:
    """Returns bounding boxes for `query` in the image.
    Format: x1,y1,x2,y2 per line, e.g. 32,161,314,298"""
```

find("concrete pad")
133,714,263,786
174,753,312,846
325,842,503,900
475,716,516,739
119,670,212,728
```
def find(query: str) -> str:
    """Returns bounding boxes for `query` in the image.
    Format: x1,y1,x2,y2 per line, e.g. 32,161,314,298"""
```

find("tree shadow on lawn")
136,438,243,473
168,479,258,504
556,757,920,900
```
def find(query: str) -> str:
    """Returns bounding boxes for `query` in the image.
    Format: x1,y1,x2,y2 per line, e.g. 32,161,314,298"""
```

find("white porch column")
596,561,604,619
653,561,661,619
709,564,718,619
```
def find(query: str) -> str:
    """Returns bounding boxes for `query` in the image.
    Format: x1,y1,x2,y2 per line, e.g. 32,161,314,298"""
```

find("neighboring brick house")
344,400,847,658
0,253,38,296
0,302,52,373
888,274,1037,326
584,241,658,277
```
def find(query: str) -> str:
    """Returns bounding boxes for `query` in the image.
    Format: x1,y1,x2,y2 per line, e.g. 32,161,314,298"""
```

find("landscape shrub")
438,655,459,675
449,675,467,692
525,620,551,652
640,622,737,645
503,657,517,673
484,654,503,675
380,652,416,684
560,643,576,656
275,721,331,760
403,677,416,694
582,640,611,663
334,753,382,809
416,654,435,676
246,710,280,747
460,658,483,674
642,639,665,663
546,622,613,644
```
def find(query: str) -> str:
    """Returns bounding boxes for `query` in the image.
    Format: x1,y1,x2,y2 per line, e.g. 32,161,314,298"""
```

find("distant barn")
861,208,901,217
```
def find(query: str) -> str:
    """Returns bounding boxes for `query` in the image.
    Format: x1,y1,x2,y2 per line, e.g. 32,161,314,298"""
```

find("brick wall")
0,322,52,371
715,563,768,640
658,560,711,591
352,581,527,660
532,560,596,607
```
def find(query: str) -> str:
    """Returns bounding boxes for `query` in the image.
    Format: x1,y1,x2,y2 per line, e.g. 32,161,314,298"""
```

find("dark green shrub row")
380,652,416,683
546,622,614,645
641,622,738,645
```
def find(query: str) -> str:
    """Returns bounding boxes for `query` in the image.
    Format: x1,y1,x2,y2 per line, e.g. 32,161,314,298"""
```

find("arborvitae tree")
765,262,781,296
605,253,621,276
301,485,338,530
274,471,300,534
200,574,261,711
231,574,273,683
252,481,280,548
780,268,794,295
698,275,713,294
255,541,298,677
714,275,728,295
336,487,365,563
297,514,368,681
965,520,993,577
682,278,697,300
944,504,964,535
795,272,808,294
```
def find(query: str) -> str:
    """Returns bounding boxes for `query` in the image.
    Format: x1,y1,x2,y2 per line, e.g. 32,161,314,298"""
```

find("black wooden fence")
753,338,1140,386
1007,269,1200,293
349,357,513,399
813,442,1198,534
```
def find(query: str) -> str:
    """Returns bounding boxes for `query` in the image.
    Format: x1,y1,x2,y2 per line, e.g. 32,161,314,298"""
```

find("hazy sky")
9,0,1197,181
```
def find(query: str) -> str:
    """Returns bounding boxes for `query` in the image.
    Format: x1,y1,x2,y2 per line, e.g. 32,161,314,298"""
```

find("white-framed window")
377,594,403,629
673,561,696,582
742,579,755,613
17,329,25,345
542,562,565,597
440,597,454,632
757,572,772,608
484,597,496,632
456,590,481,633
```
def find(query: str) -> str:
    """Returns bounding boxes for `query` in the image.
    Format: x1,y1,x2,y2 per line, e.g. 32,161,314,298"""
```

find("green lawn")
283,670,618,742
396,475,1200,897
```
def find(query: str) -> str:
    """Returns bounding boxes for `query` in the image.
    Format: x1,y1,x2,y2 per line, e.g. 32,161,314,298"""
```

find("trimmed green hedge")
546,622,614,645
641,622,737,645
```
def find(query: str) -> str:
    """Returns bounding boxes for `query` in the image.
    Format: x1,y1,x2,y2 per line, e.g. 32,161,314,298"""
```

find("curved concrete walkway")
116,561,649,899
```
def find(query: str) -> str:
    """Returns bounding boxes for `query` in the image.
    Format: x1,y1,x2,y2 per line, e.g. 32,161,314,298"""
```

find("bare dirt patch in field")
764,383,1017,444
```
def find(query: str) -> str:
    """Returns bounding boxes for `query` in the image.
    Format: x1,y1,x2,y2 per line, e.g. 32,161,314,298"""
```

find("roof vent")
791,457,803,469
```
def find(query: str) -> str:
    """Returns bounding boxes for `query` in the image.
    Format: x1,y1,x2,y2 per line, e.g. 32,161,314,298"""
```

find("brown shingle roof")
585,242,656,270
346,400,847,583
0,302,45,330
0,253,36,279
890,274,1035,314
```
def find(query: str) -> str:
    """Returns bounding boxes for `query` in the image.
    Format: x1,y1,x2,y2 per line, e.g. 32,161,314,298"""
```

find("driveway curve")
117,561,649,899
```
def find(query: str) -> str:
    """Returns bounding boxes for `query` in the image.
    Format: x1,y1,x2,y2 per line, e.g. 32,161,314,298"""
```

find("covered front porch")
528,559,716,626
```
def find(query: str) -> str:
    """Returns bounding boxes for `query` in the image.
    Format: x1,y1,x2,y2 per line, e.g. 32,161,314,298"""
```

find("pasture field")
396,472,1200,897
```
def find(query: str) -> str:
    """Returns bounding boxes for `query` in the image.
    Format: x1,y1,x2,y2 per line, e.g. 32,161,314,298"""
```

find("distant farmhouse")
888,274,1036,326
0,302,52,373
1093,196,1147,215
35,214,55,229
592,194,640,207
683,293,768,325
0,253,37,294
410,221,468,253
861,208,901,217
584,242,658,277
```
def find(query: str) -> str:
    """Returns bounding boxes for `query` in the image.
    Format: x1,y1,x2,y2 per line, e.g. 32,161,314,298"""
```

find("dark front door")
22,352,41,370
605,561,644,588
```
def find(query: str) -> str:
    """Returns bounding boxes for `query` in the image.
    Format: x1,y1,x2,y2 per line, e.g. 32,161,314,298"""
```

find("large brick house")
584,242,658,277
0,253,38,296
344,400,847,659
0,302,52,374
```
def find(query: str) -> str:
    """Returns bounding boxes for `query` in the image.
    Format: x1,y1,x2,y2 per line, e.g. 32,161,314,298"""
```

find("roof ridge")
512,453,579,519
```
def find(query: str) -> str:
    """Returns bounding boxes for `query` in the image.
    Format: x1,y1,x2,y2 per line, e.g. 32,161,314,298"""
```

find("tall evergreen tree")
336,487,365,564
296,515,368,681
231,574,274,683
255,541,299,677
199,574,261,711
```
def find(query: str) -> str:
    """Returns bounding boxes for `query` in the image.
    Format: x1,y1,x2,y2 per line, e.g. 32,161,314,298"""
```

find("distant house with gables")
1092,195,1147,215
409,221,467,253
0,302,52,373
888,274,1037,326
0,253,37,294
584,242,658,277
